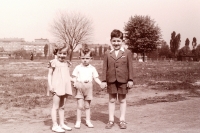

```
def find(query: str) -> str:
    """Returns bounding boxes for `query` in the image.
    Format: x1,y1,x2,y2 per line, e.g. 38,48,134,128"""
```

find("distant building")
21,38,54,56
0,38,55,56
0,38,25,52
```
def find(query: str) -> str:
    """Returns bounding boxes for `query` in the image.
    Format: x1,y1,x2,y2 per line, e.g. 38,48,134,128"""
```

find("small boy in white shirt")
72,46,102,129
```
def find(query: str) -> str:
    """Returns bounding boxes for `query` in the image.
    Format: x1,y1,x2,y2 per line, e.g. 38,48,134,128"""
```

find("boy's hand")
127,81,133,89
100,82,107,89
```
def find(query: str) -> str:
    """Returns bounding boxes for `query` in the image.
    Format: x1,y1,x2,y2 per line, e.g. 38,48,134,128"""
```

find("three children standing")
47,29,133,132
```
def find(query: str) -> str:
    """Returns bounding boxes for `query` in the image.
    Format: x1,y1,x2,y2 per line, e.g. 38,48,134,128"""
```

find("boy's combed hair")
80,44,93,57
111,29,123,40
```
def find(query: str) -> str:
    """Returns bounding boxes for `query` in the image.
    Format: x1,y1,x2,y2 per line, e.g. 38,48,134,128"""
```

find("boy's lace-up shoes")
86,120,94,128
52,125,65,132
74,121,81,129
105,121,114,129
119,121,127,129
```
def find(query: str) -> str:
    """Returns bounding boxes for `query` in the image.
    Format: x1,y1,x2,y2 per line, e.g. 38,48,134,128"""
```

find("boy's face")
80,55,92,66
110,37,123,50
57,49,67,62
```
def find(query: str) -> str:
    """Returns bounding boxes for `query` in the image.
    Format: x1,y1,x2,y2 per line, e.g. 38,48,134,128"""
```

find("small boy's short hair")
80,44,93,57
111,29,123,40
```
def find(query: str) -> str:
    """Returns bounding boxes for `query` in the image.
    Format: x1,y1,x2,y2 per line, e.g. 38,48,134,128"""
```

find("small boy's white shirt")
72,64,99,82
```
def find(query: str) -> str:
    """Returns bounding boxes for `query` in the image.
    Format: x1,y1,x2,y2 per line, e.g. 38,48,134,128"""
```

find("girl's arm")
47,68,53,96
70,76,77,82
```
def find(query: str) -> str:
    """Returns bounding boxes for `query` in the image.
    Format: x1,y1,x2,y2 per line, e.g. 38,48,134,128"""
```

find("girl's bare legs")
51,94,60,126
108,94,117,122
118,94,126,121
51,95,71,131
58,95,67,126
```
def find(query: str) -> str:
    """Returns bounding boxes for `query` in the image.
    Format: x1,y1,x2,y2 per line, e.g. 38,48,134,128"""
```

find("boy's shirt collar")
110,47,125,53
80,63,91,67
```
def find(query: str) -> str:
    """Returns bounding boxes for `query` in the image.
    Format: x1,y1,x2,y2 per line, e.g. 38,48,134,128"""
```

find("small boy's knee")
84,104,90,109
77,105,84,110
52,104,60,110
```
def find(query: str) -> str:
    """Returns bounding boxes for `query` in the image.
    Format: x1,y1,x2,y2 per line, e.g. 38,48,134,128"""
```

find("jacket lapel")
109,49,125,60
110,50,117,60
116,50,124,60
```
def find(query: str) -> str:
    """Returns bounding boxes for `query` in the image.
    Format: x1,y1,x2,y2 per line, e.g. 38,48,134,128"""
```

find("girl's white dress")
49,59,72,96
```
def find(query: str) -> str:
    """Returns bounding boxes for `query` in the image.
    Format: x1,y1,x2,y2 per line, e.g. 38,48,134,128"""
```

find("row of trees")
50,12,198,61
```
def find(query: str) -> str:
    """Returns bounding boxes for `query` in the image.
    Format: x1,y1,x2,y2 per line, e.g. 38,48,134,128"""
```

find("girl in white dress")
48,44,73,132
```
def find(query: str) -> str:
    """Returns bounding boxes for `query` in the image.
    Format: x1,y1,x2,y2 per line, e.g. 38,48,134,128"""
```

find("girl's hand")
73,82,77,88
49,87,55,94
127,81,133,89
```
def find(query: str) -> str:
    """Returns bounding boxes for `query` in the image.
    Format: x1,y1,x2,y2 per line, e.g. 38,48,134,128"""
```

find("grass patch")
0,59,200,109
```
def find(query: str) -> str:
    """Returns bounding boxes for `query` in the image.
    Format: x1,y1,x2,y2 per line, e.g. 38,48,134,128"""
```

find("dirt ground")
1,85,200,133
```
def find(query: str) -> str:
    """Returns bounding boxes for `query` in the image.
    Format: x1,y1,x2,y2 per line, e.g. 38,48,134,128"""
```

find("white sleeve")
92,67,99,78
72,66,78,77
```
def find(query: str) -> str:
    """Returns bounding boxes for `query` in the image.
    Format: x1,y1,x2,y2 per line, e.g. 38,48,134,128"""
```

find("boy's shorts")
74,81,93,100
107,81,128,94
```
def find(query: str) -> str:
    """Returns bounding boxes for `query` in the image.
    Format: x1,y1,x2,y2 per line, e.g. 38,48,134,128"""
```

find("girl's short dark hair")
111,29,123,40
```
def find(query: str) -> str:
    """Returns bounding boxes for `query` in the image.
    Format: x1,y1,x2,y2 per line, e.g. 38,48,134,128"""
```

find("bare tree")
50,12,93,60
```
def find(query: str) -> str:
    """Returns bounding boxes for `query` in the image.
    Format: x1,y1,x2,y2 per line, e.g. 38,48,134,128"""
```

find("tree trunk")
69,50,73,61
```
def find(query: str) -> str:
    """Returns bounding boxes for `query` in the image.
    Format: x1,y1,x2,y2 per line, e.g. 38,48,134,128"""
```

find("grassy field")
0,59,200,110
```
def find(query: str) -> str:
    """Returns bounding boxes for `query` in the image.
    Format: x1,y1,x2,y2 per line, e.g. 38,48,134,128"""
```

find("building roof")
35,38,49,42
0,38,25,42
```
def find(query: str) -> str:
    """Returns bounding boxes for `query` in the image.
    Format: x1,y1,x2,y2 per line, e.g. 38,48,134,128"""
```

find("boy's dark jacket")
102,49,133,83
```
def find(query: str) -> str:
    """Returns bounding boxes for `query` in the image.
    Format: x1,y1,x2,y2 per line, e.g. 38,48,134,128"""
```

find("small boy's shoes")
74,121,81,129
86,120,94,128
60,124,72,131
52,125,65,132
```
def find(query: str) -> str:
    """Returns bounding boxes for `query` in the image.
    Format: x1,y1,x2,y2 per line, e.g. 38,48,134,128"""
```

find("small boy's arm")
94,77,102,86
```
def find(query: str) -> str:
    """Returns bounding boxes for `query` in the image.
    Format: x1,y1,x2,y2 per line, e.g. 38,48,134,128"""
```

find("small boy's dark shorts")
107,81,128,94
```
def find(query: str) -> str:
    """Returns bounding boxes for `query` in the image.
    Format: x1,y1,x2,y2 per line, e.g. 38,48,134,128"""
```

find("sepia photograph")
0,0,200,132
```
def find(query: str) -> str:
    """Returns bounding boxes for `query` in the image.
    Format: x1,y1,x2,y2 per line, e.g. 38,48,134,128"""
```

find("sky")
1,0,200,48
